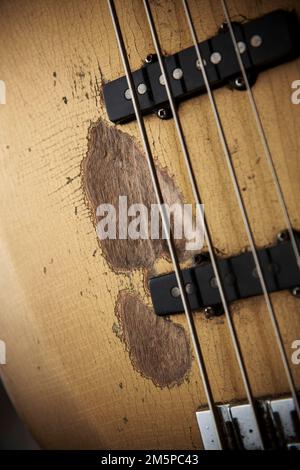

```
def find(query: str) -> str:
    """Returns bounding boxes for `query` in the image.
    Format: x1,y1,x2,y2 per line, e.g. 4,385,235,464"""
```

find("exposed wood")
83,118,189,272
115,291,191,387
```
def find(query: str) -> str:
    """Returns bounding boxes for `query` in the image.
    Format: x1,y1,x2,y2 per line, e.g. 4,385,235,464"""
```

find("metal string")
143,0,267,448
181,0,300,421
107,0,225,449
221,0,300,270
181,0,266,448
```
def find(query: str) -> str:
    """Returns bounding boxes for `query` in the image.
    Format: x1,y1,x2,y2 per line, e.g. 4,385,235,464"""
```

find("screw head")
250,35,263,48
277,231,289,243
124,88,132,100
235,76,245,89
185,283,194,295
137,83,147,95
237,41,246,54
156,107,172,120
172,68,183,80
157,108,167,119
144,53,156,64
210,52,222,65
219,22,229,33
204,306,215,319
171,286,180,298
159,74,165,86
292,286,300,298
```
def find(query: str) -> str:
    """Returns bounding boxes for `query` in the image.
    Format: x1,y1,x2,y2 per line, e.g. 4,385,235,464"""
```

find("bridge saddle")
197,397,300,450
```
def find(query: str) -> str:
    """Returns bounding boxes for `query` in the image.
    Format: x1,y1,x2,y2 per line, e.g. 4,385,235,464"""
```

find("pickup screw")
144,53,157,64
292,286,300,298
277,230,289,243
204,306,215,319
219,22,229,33
250,35,263,48
235,76,245,89
156,107,172,120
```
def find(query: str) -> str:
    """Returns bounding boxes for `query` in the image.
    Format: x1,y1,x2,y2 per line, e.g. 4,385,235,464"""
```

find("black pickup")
104,9,300,124
149,233,300,316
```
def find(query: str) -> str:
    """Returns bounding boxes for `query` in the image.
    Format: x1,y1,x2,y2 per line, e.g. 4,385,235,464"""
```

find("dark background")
0,379,39,450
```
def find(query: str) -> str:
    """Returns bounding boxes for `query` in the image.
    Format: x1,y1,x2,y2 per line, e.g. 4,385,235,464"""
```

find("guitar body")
0,0,300,449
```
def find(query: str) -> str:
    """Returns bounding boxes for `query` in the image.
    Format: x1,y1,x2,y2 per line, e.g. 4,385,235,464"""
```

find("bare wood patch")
115,291,192,388
82,119,188,272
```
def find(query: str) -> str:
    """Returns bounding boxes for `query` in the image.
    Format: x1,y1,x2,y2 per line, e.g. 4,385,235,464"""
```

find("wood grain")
115,291,192,387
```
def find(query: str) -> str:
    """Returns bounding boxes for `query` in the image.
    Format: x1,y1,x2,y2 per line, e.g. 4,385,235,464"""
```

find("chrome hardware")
144,53,157,64
196,409,221,450
234,76,245,89
292,286,300,298
196,397,300,450
156,107,172,120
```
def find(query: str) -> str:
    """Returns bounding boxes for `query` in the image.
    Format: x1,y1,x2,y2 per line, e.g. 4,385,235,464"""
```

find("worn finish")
83,118,193,384
115,291,191,387
83,119,189,272
0,0,299,450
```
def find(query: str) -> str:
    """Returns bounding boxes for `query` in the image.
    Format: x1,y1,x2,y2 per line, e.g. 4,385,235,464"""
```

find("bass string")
107,0,225,450
181,0,300,422
221,0,300,270
181,0,265,448
143,0,266,449
220,0,300,424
